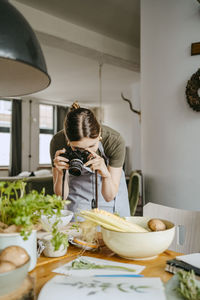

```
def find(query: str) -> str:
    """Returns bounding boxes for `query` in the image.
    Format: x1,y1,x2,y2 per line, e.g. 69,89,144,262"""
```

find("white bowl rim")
101,216,175,233
43,209,73,217
40,233,53,241
57,210,73,216
0,229,37,237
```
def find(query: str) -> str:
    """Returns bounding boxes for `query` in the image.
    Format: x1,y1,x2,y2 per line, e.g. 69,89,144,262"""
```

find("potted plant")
0,180,69,271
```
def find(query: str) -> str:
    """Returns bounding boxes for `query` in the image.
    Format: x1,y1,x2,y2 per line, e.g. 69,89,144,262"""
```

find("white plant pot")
41,234,68,258
0,230,37,271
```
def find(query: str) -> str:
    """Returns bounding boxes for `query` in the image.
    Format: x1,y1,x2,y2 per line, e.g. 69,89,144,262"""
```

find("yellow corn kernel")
79,209,148,233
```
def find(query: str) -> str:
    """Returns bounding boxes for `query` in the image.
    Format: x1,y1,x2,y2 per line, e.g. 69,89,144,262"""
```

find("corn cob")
79,214,120,231
79,209,148,233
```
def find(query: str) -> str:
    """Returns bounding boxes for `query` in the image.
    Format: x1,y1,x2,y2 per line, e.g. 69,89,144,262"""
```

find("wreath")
186,68,200,111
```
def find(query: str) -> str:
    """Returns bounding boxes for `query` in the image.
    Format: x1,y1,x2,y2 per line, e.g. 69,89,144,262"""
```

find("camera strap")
62,169,66,199
95,170,98,208
91,170,98,209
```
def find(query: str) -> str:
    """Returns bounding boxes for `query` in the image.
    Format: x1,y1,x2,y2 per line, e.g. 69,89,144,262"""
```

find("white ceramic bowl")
101,216,175,260
0,257,30,296
0,230,37,271
41,209,73,230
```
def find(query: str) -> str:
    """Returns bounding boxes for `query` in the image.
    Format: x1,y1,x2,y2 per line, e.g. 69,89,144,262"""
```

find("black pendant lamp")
0,0,51,97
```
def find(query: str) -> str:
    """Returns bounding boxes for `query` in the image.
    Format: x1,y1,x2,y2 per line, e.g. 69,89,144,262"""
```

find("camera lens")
69,159,83,176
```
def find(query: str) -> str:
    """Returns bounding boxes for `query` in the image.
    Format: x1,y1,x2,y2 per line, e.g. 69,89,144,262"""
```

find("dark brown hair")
64,102,100,141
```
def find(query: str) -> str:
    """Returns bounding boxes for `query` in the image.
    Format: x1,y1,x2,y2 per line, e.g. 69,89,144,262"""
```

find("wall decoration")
121,93,141,117
185,68,200,111
191,42,200,56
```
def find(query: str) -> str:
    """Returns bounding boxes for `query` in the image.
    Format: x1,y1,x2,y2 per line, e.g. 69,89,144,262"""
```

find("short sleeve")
101,126,126,168
107,135,125,167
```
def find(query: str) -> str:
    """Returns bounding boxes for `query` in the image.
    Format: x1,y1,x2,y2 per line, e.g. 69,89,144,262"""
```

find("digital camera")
61,148,90,176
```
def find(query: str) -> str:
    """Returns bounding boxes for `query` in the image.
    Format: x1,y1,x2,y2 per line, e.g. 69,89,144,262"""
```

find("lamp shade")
0,0,51,97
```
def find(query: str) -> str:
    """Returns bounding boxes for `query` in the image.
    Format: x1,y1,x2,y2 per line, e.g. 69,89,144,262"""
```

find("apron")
67,142,130,217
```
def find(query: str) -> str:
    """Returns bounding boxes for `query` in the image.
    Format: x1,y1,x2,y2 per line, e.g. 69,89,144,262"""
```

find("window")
0,100,11,166
39,104,55,165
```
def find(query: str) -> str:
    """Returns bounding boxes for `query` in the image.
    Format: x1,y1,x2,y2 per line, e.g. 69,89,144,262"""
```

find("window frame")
39,103,55,166
0,99,12,168
0,99,11,133
0,127,10,133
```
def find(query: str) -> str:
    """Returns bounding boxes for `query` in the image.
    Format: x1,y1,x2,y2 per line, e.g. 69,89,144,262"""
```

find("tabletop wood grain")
30,244,181,298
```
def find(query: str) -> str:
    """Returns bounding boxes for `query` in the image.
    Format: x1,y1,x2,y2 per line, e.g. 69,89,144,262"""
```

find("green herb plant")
0,180,69,251
71,258,136,272
59,279,150,296
177,270,200,300
51,221,69,251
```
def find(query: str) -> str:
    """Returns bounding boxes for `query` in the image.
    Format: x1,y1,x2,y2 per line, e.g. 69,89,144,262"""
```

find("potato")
0,260,16,273
0,246,29,267
148,218,167,231
3,225,20,233
0,221,8,229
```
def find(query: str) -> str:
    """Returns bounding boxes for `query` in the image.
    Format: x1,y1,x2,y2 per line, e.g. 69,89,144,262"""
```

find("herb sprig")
71,258,136,272
51,221,69,251
177,270,200,300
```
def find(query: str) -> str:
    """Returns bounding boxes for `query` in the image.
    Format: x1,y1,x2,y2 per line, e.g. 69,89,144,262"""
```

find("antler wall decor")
121,93,141,118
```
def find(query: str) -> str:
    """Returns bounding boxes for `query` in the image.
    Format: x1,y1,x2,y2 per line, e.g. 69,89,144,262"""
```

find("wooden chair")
143,202,200,254
128,171,141,216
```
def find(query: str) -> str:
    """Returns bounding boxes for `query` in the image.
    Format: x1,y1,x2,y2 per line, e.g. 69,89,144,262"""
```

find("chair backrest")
128,171,140,216
143,202,200,254
0,175,53,195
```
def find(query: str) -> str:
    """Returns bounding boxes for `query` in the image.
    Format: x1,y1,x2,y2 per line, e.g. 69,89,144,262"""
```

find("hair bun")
70,101,80,111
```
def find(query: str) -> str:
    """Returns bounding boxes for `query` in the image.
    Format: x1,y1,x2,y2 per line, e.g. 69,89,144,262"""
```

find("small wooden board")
191,42,200,55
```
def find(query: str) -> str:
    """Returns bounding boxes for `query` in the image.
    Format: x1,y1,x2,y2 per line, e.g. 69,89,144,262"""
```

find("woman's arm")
52,149,69,199
52,168,69,199
101,166,122,202
84,150,122,202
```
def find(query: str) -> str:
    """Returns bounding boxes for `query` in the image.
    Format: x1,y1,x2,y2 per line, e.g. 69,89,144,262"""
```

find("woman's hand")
53,148,69,174
84,149,110,178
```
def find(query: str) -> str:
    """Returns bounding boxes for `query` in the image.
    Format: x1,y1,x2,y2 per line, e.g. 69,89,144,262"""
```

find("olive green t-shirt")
50,125,125,168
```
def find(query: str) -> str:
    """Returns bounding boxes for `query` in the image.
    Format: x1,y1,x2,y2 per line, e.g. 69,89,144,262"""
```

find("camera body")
61,147,90,176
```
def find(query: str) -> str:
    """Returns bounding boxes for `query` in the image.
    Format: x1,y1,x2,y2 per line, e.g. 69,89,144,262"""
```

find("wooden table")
30,244,181,298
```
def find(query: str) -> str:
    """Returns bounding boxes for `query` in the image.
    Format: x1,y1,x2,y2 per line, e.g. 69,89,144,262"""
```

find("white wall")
104,102,141,175
141,0,200,210
103,75,141,174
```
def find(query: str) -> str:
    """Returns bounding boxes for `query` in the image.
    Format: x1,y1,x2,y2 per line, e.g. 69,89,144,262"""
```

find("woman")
50,102,130,216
